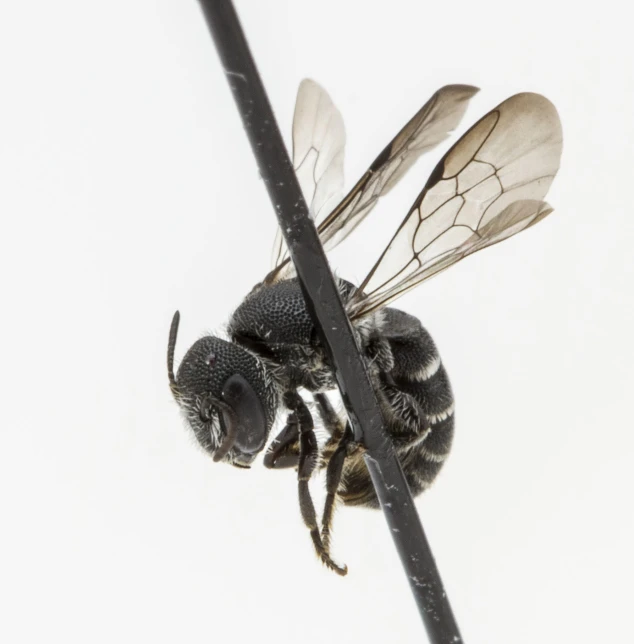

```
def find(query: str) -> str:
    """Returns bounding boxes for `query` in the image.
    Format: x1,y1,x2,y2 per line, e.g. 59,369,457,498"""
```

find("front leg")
265,392,347,470
285,391,347,576
263,411,300,469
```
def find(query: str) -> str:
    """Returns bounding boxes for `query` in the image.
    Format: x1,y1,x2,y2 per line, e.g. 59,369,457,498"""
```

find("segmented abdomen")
340,308,455,508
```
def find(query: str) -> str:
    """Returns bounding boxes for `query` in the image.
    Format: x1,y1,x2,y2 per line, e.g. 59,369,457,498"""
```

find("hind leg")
320,423,357,553
286,391,348,576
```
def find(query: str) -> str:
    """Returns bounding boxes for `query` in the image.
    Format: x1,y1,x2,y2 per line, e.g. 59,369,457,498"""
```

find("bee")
168,80,563,575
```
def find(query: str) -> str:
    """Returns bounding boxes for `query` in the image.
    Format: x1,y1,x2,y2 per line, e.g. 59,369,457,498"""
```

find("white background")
1,1,632,643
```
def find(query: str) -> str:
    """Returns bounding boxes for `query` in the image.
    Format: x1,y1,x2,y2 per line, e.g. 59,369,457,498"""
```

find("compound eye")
206,353,216,368
199,395,215,422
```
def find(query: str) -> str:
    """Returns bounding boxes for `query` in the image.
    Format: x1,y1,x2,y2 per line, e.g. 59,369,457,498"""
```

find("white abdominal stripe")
413,354,442,381
428,402,455,426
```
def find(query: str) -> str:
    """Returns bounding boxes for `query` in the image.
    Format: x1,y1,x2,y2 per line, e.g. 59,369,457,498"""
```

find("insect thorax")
227,277,380,393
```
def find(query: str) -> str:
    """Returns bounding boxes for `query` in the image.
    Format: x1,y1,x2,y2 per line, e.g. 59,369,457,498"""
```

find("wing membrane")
317,84,479,251
271,79,346,274
348,93,563,319
266,82,479,284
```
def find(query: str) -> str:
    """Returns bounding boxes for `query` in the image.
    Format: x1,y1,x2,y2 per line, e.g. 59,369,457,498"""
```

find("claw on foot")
310,528,348,576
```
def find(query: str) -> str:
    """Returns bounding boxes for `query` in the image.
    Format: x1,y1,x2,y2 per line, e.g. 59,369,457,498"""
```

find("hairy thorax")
227,277,384,394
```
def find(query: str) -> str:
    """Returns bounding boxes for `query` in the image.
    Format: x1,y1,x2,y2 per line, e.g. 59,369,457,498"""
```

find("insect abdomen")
340,309,455,508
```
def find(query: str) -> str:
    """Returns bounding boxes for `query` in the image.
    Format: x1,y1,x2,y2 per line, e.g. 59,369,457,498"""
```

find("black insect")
168,80,562,575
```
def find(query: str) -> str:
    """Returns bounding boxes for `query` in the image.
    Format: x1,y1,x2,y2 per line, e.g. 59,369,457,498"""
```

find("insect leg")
321,422,354,553
264,392,345,470
312,393,351,554
313,392,347,464
313,393,342,437
285,391,348,576
263,413,300,469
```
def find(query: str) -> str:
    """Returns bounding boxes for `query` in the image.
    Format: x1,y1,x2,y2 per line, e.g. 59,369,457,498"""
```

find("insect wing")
270,79,346,277
266,82,479,284
348,92,563,318
317,84,479,251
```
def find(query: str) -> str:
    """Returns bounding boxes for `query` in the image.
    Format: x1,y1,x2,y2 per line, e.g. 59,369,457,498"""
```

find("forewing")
348,93,563,319
270,79,345,274
317,84,479,251
266,83,478,284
